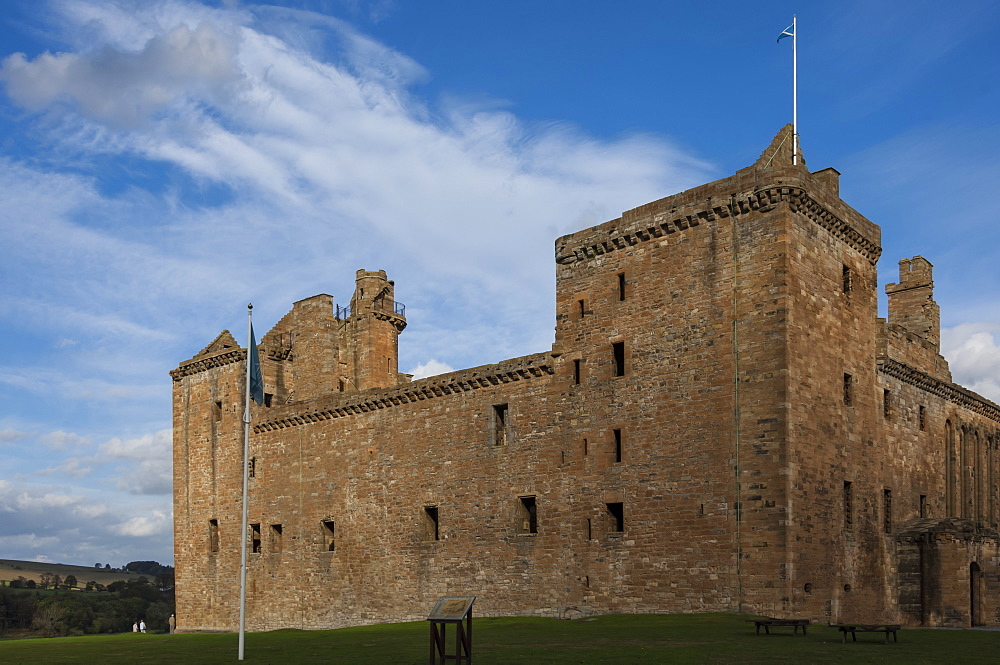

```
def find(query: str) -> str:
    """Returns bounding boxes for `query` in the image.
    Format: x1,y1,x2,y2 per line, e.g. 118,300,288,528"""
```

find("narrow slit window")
582,438,589,457
209,519,219,553
606,502,624,533
842,264,853,295
919,495,927,519
424,506,440,541
843,481,852,530
883,389,892,420
883,489,893,534
492,403,509,446
519,496,537,534
613,429,622,463
250,523,262,554
612,342,625,377
248,456,256,479
586,518,592,540
322,520,336,551
214,400,222,421
843,373,853,406
573,359,582,385
270,524,282,553
578,299,586,318
263,393,273,408
617,273,626,301
919,405,926,431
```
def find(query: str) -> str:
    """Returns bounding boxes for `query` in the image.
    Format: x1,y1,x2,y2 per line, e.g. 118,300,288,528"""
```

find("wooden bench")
833,623,900,643
749,618,810,636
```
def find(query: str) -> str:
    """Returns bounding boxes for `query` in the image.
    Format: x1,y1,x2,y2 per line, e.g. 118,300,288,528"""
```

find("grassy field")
1,613,998,664
0,559,146,587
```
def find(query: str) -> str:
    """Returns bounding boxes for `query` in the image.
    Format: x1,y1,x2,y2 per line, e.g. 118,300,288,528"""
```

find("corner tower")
338,269,408,391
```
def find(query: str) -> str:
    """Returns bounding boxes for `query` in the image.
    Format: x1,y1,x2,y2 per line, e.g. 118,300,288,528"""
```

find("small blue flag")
248,324,264,406
777,23,794,43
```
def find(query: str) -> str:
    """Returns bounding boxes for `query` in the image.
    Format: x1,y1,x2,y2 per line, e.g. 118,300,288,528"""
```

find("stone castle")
172,126,1000,631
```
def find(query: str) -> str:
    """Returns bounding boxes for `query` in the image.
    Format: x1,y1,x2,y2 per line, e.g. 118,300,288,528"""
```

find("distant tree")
51,575,62,589
64,575,77,589
95,563,102,569
31,602,65,638
104,564,111,569
25,579,36,589
85,581,96,592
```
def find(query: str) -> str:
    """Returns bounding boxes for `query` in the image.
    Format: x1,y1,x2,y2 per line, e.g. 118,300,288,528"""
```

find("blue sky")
1,0,998,567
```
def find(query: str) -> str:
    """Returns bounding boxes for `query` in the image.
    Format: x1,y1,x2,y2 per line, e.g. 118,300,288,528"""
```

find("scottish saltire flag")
248,323,264,405
777,23,794,42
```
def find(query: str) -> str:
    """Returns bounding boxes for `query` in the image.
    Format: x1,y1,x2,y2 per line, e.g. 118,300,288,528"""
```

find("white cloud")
408,359,454,380
39,430,90,450
0,427,29,443
114,511,170,538
942,323,1000,404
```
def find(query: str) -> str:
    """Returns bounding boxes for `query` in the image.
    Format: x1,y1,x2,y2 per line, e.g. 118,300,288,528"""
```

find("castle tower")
340,269,407,391
886,256,941,348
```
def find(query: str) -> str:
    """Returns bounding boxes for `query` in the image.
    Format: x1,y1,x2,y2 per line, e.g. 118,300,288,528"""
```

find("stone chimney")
885,256,940,349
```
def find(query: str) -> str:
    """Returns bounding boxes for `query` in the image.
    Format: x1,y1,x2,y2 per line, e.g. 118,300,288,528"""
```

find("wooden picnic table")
749,618,810,636
833,623,900,643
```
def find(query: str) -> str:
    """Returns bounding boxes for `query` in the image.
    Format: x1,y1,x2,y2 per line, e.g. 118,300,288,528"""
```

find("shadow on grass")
2,613,999,664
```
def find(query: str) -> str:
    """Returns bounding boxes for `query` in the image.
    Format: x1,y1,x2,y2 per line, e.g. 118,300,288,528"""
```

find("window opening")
617,273,626,301
248,456,256,479
573,359,582,385
209,519,219,553
270,524,282,553
843,373,852,406
322,520,336,551
883,489,893,534
842,264,852,295
883,389,892,420
583,438,589,457
612,342,625,377
613,429,622,463
214,401,222,421
263,393,273,408
920,494,928,518
919,405,926,431
586,518,592,540
492,404,509,446
606,502,624,533
519,496,537,534
424,506,440,541
843,481,853,530
251,523,261,553
578,299,586,318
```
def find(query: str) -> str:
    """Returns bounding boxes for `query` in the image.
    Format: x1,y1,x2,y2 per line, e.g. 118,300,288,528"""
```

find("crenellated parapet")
877,357,1000,422
555,185,881,267
253,352,555,432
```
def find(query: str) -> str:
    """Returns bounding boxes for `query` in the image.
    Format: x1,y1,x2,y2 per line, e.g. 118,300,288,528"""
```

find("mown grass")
2,613,998,664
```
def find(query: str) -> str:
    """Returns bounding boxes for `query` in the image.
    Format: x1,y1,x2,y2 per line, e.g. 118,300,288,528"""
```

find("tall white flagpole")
238,304,253,661
792,14,798,166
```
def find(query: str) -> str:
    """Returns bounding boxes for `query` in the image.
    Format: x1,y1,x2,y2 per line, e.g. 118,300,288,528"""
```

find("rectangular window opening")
578,299,586,318
612,341,625,377
248,456,256,479
582,438,589,457
519,496,537,534
843,481,853,530
843,373,853,406
613,428,622,463
919,405,926,431
617,273,626,301
209,519,219,553
883,489,893,534
263,393,273,408
883,389,892,420
919,494,928,519
424,506,440,541
573,359,582,385
270,523,282,554
214,400,222,421
250,523,261,554
606,502,624,533
492,403,509,446
843,264,853,295
586,518,592,540
322,519,336,551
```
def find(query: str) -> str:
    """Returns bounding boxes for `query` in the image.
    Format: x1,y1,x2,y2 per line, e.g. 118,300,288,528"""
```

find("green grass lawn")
2,613,998,664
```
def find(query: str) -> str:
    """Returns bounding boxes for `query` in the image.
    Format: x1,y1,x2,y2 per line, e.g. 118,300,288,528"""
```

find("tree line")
0,564,175,638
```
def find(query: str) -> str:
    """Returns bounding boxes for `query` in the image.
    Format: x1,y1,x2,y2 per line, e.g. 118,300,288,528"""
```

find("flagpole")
792,14,798,166
238,304,252,661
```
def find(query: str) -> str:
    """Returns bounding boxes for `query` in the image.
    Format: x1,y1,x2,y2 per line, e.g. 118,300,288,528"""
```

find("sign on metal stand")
427,596,475,665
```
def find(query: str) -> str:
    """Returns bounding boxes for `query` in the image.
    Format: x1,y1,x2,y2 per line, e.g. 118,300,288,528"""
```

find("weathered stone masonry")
172,127,1000,631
